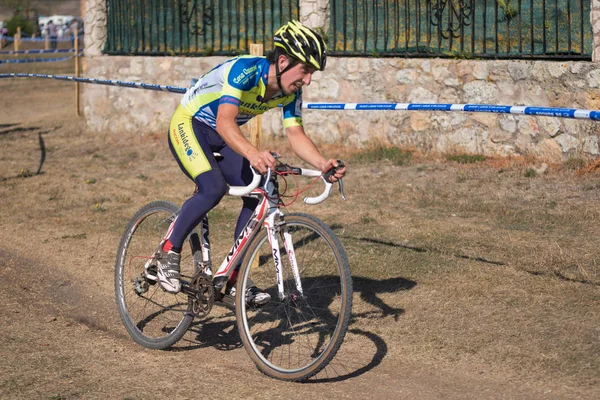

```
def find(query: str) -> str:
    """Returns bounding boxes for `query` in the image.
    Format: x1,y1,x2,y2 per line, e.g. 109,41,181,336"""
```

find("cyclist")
152,20,347,304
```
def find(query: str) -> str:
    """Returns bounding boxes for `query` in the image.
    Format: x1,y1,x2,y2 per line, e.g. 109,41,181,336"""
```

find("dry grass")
267,144,600,392
1,62,599,398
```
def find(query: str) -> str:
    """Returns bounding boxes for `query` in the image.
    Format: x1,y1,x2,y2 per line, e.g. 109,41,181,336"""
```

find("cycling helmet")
273,20,327,71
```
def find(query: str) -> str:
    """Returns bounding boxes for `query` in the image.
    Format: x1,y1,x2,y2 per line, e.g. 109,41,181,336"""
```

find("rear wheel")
236,213,352,381
114,201,198,349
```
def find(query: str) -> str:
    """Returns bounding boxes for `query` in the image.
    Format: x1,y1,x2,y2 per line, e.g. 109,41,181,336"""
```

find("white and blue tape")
1,72,599,121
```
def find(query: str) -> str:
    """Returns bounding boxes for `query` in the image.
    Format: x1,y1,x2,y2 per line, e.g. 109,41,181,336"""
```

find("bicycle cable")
270,161,334,207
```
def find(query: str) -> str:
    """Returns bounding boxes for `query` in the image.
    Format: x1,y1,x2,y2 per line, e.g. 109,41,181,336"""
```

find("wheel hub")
132,276,149,295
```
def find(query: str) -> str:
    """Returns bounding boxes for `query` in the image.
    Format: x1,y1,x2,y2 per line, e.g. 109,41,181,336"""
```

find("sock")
162,240,181,253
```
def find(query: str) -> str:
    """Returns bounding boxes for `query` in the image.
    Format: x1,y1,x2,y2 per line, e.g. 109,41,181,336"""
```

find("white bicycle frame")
198,166,336,300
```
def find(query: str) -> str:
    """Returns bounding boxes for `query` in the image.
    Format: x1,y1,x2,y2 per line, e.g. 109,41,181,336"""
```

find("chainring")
190,273,215,318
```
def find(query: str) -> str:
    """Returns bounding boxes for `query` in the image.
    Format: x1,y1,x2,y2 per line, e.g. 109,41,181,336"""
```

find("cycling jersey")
181,55,303,129
170,55,303,180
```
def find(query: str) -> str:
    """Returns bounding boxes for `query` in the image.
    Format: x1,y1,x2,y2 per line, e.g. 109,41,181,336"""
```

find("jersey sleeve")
220,58,259,107
282,90,303,128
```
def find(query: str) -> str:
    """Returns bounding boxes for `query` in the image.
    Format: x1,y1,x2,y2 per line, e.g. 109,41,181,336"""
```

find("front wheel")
235,213,352,381
114,201,198,349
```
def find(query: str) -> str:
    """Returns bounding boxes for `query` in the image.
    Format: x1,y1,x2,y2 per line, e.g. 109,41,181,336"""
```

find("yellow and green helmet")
273,20,327,71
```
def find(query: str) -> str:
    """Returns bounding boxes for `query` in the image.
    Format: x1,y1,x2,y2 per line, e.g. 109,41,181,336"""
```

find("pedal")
144,265,158,284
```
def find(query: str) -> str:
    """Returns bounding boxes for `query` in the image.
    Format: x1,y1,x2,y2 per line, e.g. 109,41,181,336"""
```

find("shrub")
4,14,35,36
524,168,537,178
446,154,487,164
564,157,587,171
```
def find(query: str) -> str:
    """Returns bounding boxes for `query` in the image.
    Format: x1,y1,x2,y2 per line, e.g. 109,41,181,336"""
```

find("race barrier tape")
1,72,599,121
0,56,76,64
305,103,600,120
1,36,74,42
0,49,81,54
0,73,187,93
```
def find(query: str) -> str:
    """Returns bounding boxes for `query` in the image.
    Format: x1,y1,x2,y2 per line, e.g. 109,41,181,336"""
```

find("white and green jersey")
181,55,303,129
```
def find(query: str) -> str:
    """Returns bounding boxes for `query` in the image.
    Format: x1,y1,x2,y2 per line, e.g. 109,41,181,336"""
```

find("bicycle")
114,156,352,381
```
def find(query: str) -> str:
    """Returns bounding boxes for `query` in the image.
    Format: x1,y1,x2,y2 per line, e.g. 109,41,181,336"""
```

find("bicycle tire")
114,201,198,349
235,213,352,381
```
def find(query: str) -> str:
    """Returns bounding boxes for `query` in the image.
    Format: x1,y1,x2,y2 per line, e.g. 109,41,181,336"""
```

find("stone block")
508,62,532,81
515,132,534,153
536,139,563,162
539,118,562,137
396,69,417,84
499,116,517,133
463,80,498,103
410,113,431,132
587,68,600,88
554,133,579,152
490,129,513,143
547,62,568,78
472,62,489,80
517,118,540,137
583,136,600,155
408,87,438,103
472,112,498,128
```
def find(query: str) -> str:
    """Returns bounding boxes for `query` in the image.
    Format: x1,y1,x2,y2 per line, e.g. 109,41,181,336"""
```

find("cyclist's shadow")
307,275,416,382
351,275,416,321
176,275,416,382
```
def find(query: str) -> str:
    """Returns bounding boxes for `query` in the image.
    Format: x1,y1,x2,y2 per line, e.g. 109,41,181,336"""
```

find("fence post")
45,33,49,50
75,26,80,116
14,27,20,52
248,43,264,150
248,43,263,271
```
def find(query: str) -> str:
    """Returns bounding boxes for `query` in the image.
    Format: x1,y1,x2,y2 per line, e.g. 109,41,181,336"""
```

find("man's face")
279,56,317,95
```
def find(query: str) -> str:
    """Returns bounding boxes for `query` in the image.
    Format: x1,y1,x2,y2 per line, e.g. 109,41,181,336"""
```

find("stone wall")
593,0,600,61
83,0,105,57
82,0,600,161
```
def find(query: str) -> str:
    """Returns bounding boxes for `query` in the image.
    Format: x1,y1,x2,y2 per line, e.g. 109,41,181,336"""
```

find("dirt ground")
1,61,599,399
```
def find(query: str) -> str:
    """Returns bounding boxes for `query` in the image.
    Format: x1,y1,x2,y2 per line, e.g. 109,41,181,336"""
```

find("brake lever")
338,178,347,201
324,160,347,201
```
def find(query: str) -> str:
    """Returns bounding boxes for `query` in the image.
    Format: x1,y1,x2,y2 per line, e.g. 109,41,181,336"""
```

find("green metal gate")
329,0,593,60
105,0,593,60
105,0,300,55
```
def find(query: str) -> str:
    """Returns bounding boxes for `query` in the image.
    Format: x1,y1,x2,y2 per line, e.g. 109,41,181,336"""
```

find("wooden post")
75,25,80,116
14,27,20,52
78,0,86,117
45,33,49,50
248,43,264,150
248,44,264,271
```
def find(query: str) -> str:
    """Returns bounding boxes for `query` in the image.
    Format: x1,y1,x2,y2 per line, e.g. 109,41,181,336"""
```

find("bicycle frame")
198,172,302,301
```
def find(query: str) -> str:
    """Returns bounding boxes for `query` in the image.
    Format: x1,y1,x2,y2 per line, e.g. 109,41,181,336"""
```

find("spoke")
285,302,318,368
282,300,301,368
248,303,284,346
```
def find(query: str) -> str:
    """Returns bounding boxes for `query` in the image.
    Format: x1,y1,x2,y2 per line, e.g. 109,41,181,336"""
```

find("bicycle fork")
264,210,304,301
